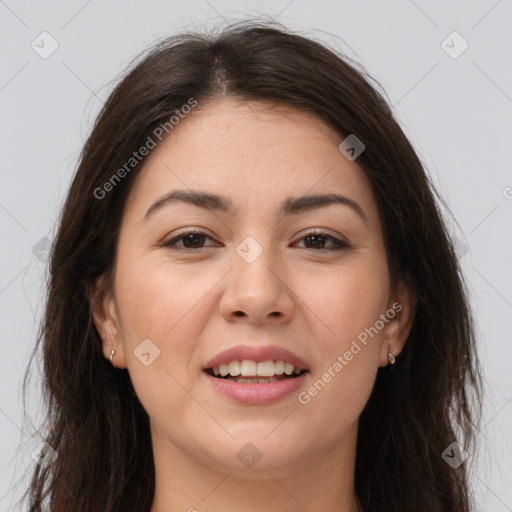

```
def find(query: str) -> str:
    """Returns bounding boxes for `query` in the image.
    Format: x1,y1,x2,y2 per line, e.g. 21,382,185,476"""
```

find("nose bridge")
235,233,285,294
220,233,295,321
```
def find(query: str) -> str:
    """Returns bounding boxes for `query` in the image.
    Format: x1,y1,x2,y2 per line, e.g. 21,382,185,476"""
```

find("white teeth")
228,360,241,376
257,360,275,377
284,363,294,375
274,360,285,375
219,363,229,377
210,359,305,378
240,359,257,376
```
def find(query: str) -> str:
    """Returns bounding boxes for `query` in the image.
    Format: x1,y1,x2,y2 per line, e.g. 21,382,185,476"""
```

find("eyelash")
161,229,351,253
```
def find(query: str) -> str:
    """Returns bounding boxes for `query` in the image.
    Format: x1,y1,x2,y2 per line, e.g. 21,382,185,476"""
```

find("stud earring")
109,349,116,368
388,352,396,365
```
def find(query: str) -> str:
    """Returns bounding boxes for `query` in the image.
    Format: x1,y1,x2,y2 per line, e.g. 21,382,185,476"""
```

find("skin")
91,98,415,512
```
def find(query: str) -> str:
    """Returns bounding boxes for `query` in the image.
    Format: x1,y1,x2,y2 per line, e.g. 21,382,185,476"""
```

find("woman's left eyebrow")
142,189,367,225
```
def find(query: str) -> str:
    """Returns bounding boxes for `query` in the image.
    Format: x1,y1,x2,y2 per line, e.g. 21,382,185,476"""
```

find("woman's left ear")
379,279,417,367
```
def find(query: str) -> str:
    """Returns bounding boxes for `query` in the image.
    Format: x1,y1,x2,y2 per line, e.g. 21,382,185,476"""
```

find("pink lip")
203,371,309,405
204,344,309,370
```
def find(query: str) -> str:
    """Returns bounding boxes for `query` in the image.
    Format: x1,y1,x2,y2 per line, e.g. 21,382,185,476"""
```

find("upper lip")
204,344,310,371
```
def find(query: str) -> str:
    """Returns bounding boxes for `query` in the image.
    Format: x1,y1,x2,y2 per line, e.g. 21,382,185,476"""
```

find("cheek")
300,257,389,346
113,256,213,389
115,254,217,340
293,255,389,427
113,259,212,422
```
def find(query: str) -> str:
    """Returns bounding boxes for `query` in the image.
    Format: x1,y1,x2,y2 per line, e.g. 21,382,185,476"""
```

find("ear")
378,279,417,367
89,273,127,368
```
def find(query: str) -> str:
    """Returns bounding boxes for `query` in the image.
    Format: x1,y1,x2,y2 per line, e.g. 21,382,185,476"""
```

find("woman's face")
93,98,413,476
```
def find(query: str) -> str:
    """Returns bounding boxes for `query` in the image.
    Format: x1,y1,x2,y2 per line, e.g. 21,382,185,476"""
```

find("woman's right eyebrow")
142,189,368,225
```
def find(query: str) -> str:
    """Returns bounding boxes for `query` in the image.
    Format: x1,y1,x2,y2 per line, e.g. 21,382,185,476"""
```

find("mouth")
204,359,309,384
203,347,310,404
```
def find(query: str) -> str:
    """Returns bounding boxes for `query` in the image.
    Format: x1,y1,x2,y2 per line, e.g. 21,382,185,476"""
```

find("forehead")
123,99,380,230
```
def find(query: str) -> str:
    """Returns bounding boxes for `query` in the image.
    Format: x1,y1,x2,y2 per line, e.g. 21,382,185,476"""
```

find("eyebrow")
142,189,368,224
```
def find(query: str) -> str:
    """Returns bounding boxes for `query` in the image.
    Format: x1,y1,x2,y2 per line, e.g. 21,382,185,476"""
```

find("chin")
199,431,307,473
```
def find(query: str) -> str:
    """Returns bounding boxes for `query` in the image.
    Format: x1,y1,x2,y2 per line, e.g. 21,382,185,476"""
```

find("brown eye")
303,234,328,249
162,231,216,251
181,233,207,248
296,232,349,251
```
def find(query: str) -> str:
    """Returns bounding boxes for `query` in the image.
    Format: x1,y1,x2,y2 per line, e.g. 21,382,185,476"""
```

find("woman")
21,19,482,512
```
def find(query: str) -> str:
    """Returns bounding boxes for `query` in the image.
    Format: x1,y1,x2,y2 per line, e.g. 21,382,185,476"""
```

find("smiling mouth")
204,359,309,384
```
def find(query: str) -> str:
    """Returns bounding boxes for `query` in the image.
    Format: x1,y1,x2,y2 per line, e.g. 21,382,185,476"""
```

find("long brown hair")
20,18,482,511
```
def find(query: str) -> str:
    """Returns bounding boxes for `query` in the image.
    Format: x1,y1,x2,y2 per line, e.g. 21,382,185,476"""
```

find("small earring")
388,352,396,365
109,349,116,368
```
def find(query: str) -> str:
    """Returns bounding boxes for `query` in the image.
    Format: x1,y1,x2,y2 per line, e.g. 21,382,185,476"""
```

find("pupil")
183,233,204,248
306,235,325,248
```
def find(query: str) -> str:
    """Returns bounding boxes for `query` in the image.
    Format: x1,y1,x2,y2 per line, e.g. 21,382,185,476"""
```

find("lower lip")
203,371,309,405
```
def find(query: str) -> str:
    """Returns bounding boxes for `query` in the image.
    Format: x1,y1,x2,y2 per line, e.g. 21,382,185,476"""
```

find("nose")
218,241,296,325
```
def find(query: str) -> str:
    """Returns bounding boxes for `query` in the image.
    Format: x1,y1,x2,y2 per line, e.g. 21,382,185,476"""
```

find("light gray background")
1,1,511,510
